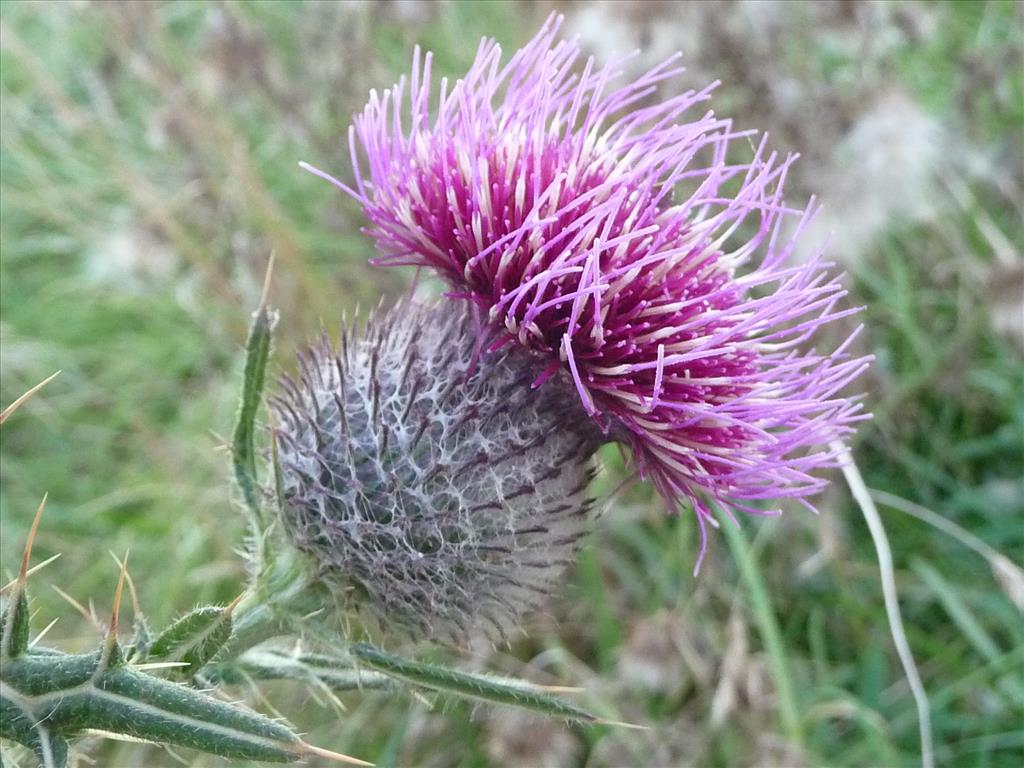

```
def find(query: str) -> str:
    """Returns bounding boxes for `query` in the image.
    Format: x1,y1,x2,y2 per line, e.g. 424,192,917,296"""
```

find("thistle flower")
271,301,599,643
303,15,870,570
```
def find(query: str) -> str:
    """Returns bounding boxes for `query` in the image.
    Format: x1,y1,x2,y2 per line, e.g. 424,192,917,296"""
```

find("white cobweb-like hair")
271,300,602,644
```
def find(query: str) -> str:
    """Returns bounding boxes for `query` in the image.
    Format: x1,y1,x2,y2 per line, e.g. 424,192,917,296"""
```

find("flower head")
272,300,599,643
304,15,869,571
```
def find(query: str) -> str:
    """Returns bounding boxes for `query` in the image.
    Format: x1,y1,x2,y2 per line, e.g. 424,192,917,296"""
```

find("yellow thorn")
593,718,651,731
131,661,192,671
70,749,98,766
107,552,129,643
0,370,61,425
125,569,142,618
94,555,129,675
82,729,156,746
208,428,232,452
29,617,59,648
532,684,587,694
18,494,48,585
410,689,433,709
265,402,279,439
1,553,61,594
52,585,101,628
259,251,276,313
107,551,142,618
224,591,246,617
300,741,375,767
310,676,348,714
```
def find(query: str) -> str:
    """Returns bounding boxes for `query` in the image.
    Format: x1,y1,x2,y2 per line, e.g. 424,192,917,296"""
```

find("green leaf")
1,649,305,763
234,300,275,526
129,615,152,662
350,643,596,722
207,648,394,692
0,590,31,659
147,605,234,676
913,558,1001,662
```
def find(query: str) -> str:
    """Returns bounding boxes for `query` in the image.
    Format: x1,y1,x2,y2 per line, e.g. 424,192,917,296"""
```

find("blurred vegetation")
1,1,1021,766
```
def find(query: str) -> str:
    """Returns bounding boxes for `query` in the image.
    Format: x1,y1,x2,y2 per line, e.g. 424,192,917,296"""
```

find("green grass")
2,1,1022,766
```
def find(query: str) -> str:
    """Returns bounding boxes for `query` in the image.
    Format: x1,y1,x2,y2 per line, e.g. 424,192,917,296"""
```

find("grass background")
1,1,1021,766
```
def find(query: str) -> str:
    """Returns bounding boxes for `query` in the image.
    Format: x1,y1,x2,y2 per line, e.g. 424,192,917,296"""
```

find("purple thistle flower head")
304,15,870,572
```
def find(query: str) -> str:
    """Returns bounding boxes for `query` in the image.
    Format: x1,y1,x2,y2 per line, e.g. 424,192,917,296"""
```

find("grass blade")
719,512,804,750
912,559,1000,662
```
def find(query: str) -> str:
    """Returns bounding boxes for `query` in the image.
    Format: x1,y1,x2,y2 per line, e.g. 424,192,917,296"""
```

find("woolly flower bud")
271,301,600,643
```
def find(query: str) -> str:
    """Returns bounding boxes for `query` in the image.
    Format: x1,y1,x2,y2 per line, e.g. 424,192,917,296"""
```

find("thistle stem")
215,551,337,663
217,601,285,662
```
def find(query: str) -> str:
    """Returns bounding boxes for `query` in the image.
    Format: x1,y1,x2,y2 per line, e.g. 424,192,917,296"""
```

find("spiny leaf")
97,553,130,673
148,603,236,675
2,653,292,762
206,648,394,692
349,643,597,722
1,649,372,765
106,552,153,662
0,593,30,662
130,615,153,662
234,254,276,527
2,496,47,660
